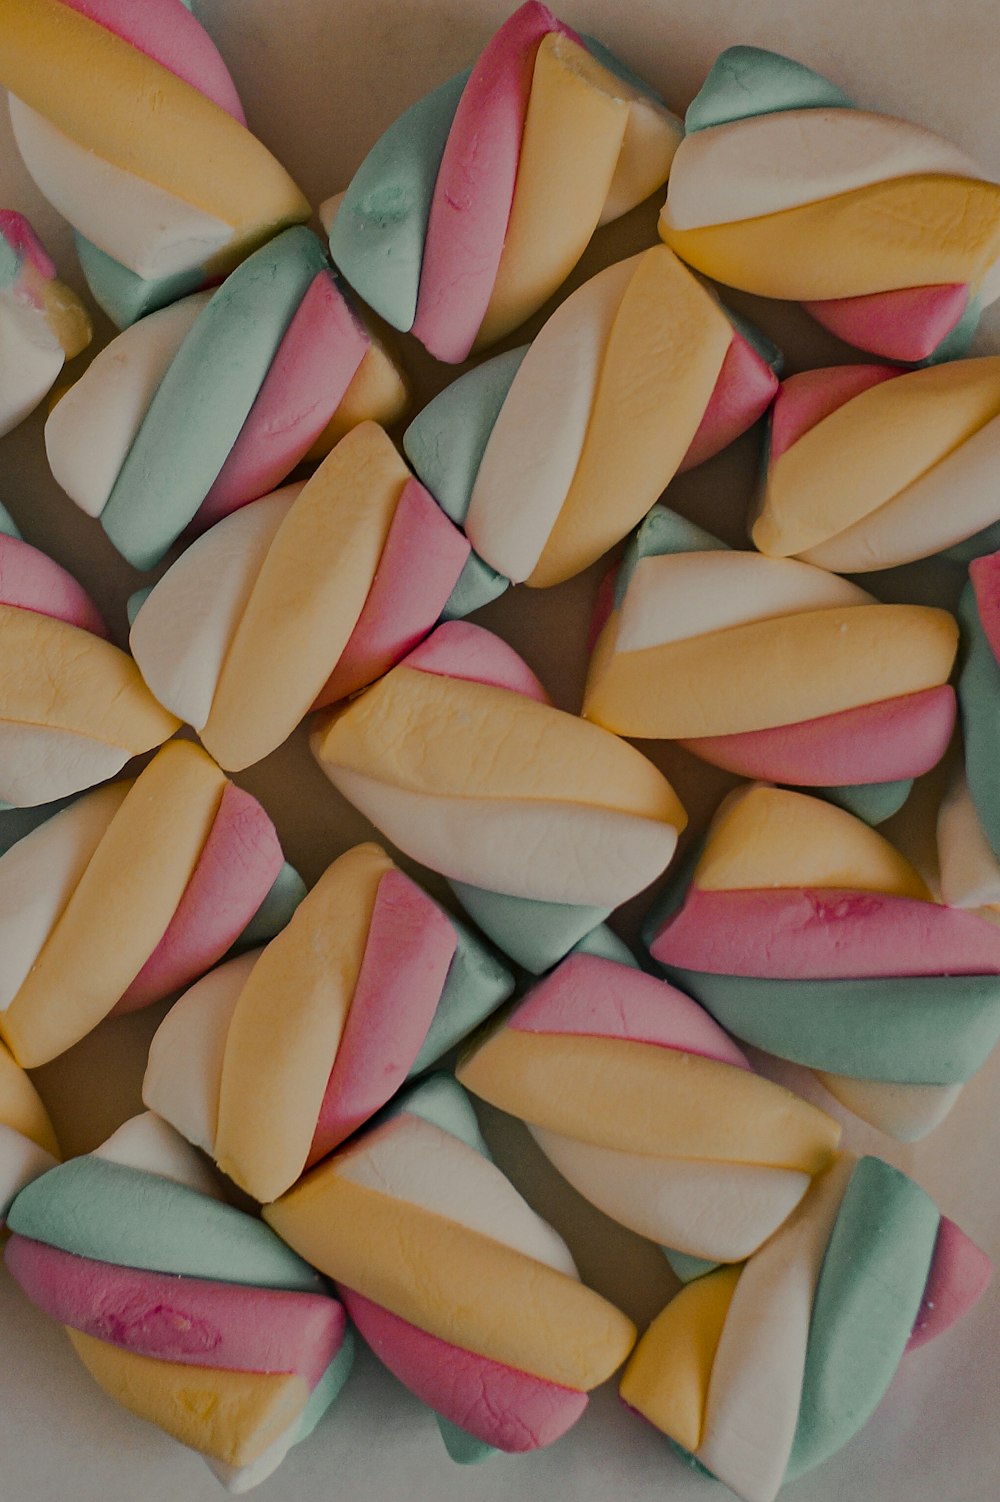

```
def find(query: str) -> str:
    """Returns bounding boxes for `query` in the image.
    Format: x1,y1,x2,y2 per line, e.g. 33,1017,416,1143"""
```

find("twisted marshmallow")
584,505,958,825
264,1075,636,1460
646,784,1000,1141
6,1113,352,1491
0,210,90,435
621,1153,992,1502
311,620,687,967
753,359,1000,572
46,227,409,570
457,952,841,1265
129,423,469,771
661,46,1000,363
0,1038,58,1226
0,0,311,328
143,841,514,1204
0,740,303,1068
403,245,779,594
0,506,178,808
326,1,682,362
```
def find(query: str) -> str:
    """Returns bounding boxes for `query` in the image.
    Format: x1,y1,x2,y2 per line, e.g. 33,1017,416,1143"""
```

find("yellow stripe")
661,173,1000,300
0,1040,58,1156
1,743,225,1068
619,1267,741,1452
216,844,392,1203
0,0,309,237
457,1030,840,1173
305,342,411,458
67,1330,309,1467
264,1169,636,1387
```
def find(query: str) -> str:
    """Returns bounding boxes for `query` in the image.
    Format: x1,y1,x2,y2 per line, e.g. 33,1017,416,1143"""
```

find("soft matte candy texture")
0,210,91,436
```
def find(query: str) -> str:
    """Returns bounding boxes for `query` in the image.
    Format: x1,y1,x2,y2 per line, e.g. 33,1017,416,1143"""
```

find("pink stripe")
970,552,1000,667
905,1216,993,1353
681,686,956,786
769,364,901,463
510,952,751,1069
0,211,55,279
0,534,108,637
409,2,574,362
405,620,551,702
341,1286,587,1451
197,273,370,531
678,328,778,473
307,869,458,1164
651,886,1000,980
313,479,470,707
5,1235,345,1385
804,283,969,364
115,782,284,1013
59,0,246,121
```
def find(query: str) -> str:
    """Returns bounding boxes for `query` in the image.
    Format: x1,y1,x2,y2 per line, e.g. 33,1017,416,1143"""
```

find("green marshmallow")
685,46,854,134
75,231,207,330
448,879,612,975
409,915,514,1074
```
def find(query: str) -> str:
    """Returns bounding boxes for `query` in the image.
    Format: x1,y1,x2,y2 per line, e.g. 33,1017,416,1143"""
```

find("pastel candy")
661,46,1000,361
327,2,682,362
45,228,409,570
129,424,469,770
143,841,513,1203
0,0,312,327
754,359,1000,572
0,740,302,1068
947,560,1000,902
620,1154,991,1502
5,1113,352,1489
646,784,1000,1139
0,210,90,435
583,505,957,819
0,529,179,807
403,245,779,592
0,1037,59,1224
457,952,841,1264
311,620,687,949
263,1076,637,1456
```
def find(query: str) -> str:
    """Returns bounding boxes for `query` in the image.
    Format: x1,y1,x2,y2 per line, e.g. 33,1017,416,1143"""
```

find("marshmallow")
0,210,90,435
621,1154,992,1502
457,952,841,1264
584,505,958,824
311,620,687,965
754,359,1000,572
45,227,409,570
263,1075,636,1459
129,424,469,770
325,2,682,362
0,508,179,808
646,784,1000,1140
0,0,311,327
144,841,514,1203
0,740,304,1068
0,1037,58,1225
403,245,780,592
5,1113,352,1491
661,46,1000,362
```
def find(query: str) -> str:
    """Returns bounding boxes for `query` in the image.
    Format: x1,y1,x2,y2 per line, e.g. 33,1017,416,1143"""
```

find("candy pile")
0,4,997,1500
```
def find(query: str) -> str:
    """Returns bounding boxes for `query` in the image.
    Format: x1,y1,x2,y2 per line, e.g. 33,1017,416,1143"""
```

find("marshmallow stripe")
0,533,108,636
956,567,1000,886
330,2,681,361
0,1041,59,1223
0,211,91,436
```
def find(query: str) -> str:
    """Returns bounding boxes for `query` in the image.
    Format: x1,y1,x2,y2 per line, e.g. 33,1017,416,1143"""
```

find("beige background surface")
1,1,999,1498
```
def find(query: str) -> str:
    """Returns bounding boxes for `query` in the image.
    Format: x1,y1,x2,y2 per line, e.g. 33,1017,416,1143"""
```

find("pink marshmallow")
406,620,552,702
970,551,1000,666
341,1286,587,1451
313,479,470,707
679,328,778,473
409,2,575,363
681,686,956,786
306,869,458,1165
769,363,901,463
510,952,752,1069
197,273,370,531
59,0,246,122
115,781,284,1013
652,886,1000,980
905,1215,993,1353
804,283,969,365
4,1234,344,1385
0,534,109,638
